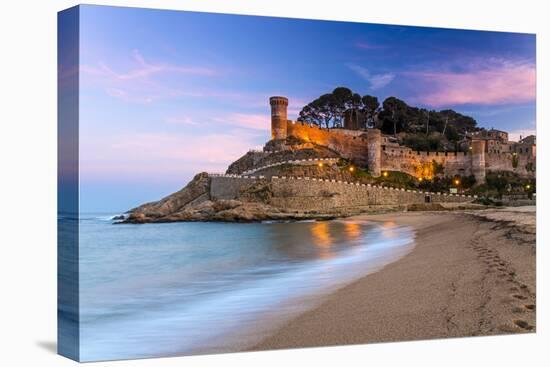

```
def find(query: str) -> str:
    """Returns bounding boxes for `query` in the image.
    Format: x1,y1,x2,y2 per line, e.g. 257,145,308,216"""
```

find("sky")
71,5,536,212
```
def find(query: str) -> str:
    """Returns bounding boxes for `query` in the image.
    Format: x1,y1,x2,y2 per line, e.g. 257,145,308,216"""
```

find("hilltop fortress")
122,96,536,223
268,96,536,183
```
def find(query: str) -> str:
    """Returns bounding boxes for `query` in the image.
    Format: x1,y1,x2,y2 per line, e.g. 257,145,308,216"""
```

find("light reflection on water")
72,215,415,361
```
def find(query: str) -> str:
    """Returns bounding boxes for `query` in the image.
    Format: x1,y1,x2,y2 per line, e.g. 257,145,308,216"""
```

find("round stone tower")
270,96,288,140
367,128,382,177
471,139,486,184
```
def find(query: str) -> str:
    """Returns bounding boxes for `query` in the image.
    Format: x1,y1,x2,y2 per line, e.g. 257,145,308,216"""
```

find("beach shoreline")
251,206,536,351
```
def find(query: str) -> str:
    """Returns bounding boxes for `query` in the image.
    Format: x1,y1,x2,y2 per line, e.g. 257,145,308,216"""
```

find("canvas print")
58,5,536,362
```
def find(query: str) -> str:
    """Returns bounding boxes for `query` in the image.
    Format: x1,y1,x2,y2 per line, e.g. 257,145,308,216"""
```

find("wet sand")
252,207,536,351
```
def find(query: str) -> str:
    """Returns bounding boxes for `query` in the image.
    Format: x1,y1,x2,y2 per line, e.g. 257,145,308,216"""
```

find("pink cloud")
165,116,200,125
80,131,264,179
408,60,536,107
163,111,272,131
214,113,270,131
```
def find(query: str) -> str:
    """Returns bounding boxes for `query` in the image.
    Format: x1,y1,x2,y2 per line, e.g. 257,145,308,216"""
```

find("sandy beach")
252,206,536,351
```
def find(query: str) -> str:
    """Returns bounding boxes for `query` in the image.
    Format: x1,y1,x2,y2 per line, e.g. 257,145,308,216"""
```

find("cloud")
347,64,396,90
80,50,218,103
165,116,200,125
82,49,217,80
406,60,536,107
213,113,271,131
80,130,265,179
163,111,272,131
369,73,397,90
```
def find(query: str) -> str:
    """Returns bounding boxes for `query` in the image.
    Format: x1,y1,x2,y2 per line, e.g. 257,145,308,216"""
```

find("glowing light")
418,177,423,182
526,184,531,189
310,222,334,259
318,162,324,168
343,222,361,240
454,179,460,185
469,146,473,150
382,171,389,177
349,166,355,172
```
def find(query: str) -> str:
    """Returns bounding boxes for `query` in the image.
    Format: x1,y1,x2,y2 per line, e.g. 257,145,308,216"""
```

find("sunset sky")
74,5,536,212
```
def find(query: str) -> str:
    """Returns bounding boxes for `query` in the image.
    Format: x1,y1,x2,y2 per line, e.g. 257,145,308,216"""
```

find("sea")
68,214,415,361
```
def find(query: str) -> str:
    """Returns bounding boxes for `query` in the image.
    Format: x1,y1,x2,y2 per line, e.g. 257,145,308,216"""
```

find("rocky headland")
120,172,341,224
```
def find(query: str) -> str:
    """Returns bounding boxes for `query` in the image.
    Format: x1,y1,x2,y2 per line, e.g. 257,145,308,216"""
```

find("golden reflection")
343,222,361,241
310,222,334,259
383,220,397,229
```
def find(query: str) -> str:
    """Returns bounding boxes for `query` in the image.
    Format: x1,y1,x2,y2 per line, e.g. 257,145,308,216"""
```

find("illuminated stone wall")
286,121,369,165
380,145,472,177
269,97,535,183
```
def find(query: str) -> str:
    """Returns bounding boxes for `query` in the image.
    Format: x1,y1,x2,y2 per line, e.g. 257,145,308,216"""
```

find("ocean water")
75,214,415,361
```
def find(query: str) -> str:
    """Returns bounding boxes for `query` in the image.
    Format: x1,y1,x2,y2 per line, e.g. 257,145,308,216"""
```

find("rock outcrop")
120,172,338,224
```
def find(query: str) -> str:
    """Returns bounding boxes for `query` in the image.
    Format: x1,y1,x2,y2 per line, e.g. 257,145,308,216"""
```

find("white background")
0,0,548,366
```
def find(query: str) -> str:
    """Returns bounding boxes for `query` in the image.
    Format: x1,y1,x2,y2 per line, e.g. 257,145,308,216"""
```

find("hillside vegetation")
298,87,481,152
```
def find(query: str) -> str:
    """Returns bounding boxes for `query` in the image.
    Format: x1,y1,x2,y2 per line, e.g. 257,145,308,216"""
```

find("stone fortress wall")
271,97,536,183
286,122,369,165
209,174,475,211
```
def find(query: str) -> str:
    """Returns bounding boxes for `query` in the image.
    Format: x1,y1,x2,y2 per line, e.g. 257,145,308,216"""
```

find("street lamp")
382,171,389,177
454,178,460,186
349,166,355,172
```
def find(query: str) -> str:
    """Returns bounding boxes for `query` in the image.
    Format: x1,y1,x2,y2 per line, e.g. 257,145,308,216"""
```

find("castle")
269,96,536,184
123,96,536,223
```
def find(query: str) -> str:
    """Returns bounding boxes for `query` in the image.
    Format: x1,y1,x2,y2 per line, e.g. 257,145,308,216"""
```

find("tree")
423,109,430,135
297,89,479,139
298,87,370,128
361,95,380,127
378,97,409,135
298,94,338,128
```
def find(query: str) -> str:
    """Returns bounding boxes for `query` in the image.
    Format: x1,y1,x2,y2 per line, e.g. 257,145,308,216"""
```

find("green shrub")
512,155,519,168
402,133,443,151
433,160,445,175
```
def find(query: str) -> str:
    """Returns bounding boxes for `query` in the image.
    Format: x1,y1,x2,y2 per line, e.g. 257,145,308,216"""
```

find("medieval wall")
285,122,479,178
210,176,263,200
209,175,475,212
380,145,472,177
286,121,370,165
485,151,535,177
269,176,473,211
